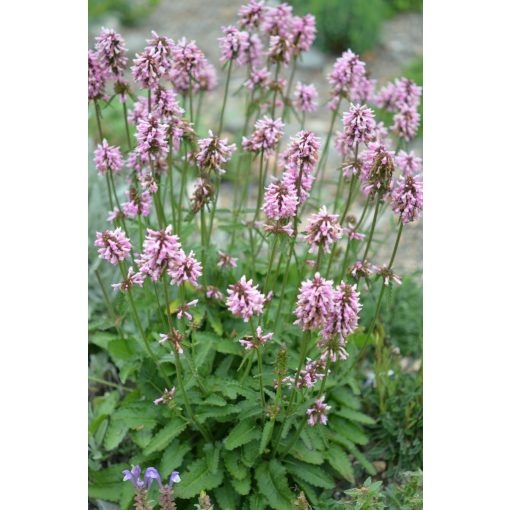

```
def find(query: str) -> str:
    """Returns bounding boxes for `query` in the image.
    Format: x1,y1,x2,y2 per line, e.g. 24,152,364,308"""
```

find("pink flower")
176,299,199,321
285,130,321,174
112,267,145,292
293,82,318,113
282,167,314,205
107,208,123,223
334,131,352,158
360,142,395,198
139,172,158,194
153,87,185,120
95,228,132,265
135,113,169,162
153,387,176,406
219,25,250,65
94,139,123,175
206,286,224,301
306,396,331,426
350,260,374,280
227,275,265,322
146,31,174,78
169,38,208,94
136,225,184,281
327,50,366,105
242,116,285,155
169,251,202,287
196,131,236,175
342,227,365,241
294,273,334,330
243,33,263,67
263,178,298,220
159,329,184,354
374,265,402,287
286,357,326,389
122,188,152,218
318,338,349,363
395,150,422,177
217,251,237,269
197,61,218,92
267,34,291,65
391,105,420,141
262,3,293,36
350,76,377,104
131,47,162,89
374,77,422,112
342,103,376,147
245,67,271,90
289,14,316,55
88,50,107,101
304,206,341,254
391,174,423,224
238,0,266,31
264,222,294,237
128,96,151,126
239,326,273,350
321,282,362,342
95,27,128,79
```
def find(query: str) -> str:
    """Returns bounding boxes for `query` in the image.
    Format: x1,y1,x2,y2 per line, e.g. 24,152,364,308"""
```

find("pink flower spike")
293,82,318,114
153,387,176,406
95,228,132,265
176,299,199,321
196,131,236,175
169,250,202,287
294,273,334,330
242,116,285,155
306,396,331,426
395,150,422,177
391,174,423,224
227,276,265,322
342,103,376,147
95,28,128,79
112,267,145,292
217,251,238,269
94,139,123,176
239,326,273,350
238,0,267,31
304,206,342,254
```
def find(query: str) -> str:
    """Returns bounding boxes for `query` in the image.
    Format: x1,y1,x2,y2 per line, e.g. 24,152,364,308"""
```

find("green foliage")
89,0,160,27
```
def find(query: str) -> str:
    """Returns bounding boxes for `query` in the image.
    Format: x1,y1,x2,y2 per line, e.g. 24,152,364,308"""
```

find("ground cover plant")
88,2,423,508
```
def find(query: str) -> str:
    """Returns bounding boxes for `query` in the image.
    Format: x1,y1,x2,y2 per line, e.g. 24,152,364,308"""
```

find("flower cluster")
239,326,273,350
242,116,285,155
304,206,342,254
263,178,298,220
293,82,318,114
196,131,236,175
294,273,334,330
219,25,250,65
342,103,376,147
227,275,265,321
306,396,331,426
391,174,423,224
94,139,123,175
360,142,395,197
95,229,131,265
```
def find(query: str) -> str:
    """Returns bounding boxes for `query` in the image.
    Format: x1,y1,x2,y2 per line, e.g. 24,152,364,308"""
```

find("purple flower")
243,33,263,67
94,139,124,175
135,113,169,162
374,77,422,112
112,267,145,292
285,130,321,174
267,34,292,66
262,3,293,36
293,82,318,114
169,250,202,287
350,76,377,104
321,282,362,342
122,465,162,491
304,206,342,254
136,225,184,281
176,299,199,321
206,286,224,301
153,87,185,120
306,396,331,426
360,142,395,198
327,50,366,103
350,260,374,281
153,387,176,405
159,329,184,354
146,31,174,78
196,61,218,92
219,25,250,65
128,95,151,126
122,187,152,217
245,67,271,90
294,273,334,330
196,131,236,175
227,275,265,322
395,150,422,177
391,174,423,224
263,178,298,220
284,357,326,389
264,222,294,237
95,27,128,79
242,116,285,155
217,251,238,269
289,14,316,55
374,265,402,287
342,227,365,241
342,103,376,147
391,105,420,141
170,38,208,94
238,0,266,31
239,326,273,350
95,228,131,265
132,47,163,89
88,50,107,101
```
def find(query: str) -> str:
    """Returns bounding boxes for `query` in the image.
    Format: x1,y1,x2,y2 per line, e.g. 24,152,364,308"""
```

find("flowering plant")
89,3,422,509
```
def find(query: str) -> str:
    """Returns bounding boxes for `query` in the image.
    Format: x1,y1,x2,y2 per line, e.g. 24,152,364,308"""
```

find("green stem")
200,207,208,288
177,143,189,235
362,195,381,262
254,151,265,222
122,100,132,150
94,269,124,339
218,59,233,134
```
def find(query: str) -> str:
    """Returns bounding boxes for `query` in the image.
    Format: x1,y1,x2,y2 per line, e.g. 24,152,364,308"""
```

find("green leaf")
292,478,318,506
108,338,138,362
89,331,116,350
288,440,324,465
160,439,192,478
207,307,223,336
241,440,260,468
336,407,376,425
173,458,224,499
223,450,249,480
254,460,294,510
214,481,240,509
216,338,244,356
196,405,240,423
104,419,129,451
330,417,369,445
203,393,227,406
259,420,274,454
231,472,251,496
204,442,221,473
113,402,159,430
143,418,187,455
286,462,335,489
348,444,376,476
93,391,120,416
326,444,355,483
224,420,261,450
249,493,267,510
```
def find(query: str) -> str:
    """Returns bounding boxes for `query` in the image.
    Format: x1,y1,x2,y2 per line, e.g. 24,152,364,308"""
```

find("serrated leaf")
108,338,138,363
241,440,260,468
160,440,192,478
348,444,376,475
259,421,274,454
288,440,324,465
330,417,369,445
249,493,267,510
286,462,335,489
224,420,261,450
326,444,355,483
204,442,221,473
214,481,240,510
255,460,294,510
196,405,240,423
143,418,187,455
222,452,247,484
292,477,318,506
203,393,227,406
216,338,244,356
93,391,120,416
207,307,223,336
113,403,159,430
336,407,376,425
231,471,251,496
104,419,130,451
173,458,224,499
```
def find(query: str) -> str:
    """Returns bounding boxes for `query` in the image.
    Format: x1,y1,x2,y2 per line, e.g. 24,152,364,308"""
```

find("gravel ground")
89,2,423,275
